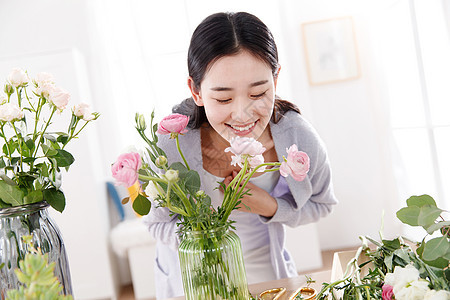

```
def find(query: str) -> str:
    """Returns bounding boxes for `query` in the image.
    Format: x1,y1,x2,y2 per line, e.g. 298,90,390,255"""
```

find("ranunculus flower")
157,113,189,136
280,144,310,181
145,181,161,199
48,86,70,111
8,68,29,88
225,137,266,170
111,152,142,187
165,170,179,182
382,284,394,300
385,264,421,294
73,103,95,121
0,103,24,122
394,279,430,300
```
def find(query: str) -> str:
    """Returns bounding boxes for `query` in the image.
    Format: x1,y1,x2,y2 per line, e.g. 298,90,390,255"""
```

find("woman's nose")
231,98,253,123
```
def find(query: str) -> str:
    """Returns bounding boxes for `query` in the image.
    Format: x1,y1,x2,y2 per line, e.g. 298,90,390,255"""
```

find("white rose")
395,279,430,300
73,103,95,121
8,68,29,87
145,181,160,199
424,290,450,300
48,86,70,110
35,82,55,98
0,103,24,122
34,72,54,86
385,264,421,293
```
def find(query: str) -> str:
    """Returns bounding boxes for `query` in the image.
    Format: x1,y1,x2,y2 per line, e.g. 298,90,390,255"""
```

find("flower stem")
32,106,56,158
12,124,24,171
175,134,190,170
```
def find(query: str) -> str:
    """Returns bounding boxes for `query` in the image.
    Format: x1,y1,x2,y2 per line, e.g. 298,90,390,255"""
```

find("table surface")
166,270,331,300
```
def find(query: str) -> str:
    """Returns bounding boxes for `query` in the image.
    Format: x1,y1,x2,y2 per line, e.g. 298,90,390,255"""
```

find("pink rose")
280,144,310,181
48,86,70,111
382,284,395,300
111,152,142,187
8,68,29,88
73,103,95,121
157,113,189,135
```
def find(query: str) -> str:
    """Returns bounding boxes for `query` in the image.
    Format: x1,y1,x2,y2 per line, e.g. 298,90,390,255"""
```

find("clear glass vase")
0,201,72,298
178,226,250,300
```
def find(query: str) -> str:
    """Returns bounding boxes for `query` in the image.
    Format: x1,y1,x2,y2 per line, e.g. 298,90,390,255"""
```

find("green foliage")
5,236,73,300
0,70,99,212
317,195,449,299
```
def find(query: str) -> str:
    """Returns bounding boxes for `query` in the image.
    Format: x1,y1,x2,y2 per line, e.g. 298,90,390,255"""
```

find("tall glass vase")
0,201,72,299
178,226,250,300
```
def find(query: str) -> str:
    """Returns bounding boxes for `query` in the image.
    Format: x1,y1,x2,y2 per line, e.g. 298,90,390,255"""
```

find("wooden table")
166,270,331,299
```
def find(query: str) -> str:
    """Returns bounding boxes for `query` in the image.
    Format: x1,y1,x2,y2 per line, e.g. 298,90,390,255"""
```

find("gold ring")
289,287,317,300
259,287,286,299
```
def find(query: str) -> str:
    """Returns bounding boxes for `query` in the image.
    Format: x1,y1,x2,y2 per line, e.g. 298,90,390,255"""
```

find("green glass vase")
178,227,250,299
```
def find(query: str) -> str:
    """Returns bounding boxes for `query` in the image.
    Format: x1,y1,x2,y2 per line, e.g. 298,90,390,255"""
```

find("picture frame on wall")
302,16,361,85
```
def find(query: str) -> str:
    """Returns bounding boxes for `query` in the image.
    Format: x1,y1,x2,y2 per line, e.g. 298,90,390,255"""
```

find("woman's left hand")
223,171,278,217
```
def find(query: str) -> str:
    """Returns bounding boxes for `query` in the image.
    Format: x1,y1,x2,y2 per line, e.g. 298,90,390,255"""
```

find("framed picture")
302,17,361,85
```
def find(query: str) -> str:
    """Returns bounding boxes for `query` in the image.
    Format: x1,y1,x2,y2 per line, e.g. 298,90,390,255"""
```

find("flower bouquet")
0,68,98,296
317,194,450,300
112,112,310,299
0,68,98,211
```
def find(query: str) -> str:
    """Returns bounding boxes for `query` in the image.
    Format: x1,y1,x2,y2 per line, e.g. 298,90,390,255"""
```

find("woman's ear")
187,77,203,106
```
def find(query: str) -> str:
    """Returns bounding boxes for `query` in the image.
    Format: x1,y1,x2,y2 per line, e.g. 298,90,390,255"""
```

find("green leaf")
132,194,151,215
56,133,69,145
417,239,450,268
43,188,66,213
422,236,449,261
426,221,450,235
406,194,437,207
184,170,200,195
396,206,442,227
43,134,56,143
41,144,58,156
170,162,188,176
0,180,24,206
25,138,35,151
0,158,5,169
382,238,401,251
24,190,43,205
49,149,75,167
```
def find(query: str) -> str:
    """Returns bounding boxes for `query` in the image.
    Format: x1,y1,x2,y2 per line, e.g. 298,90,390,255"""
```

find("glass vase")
0,201,72,298
178,226,250,300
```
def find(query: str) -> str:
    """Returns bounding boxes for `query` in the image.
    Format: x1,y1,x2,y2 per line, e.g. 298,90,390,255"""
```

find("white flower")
145,181,160,199
35,82,55,98
73,103,95,121
395,279,430,300
8,68,29,87
384,264,421,293
424,289,450,300
0,103,24,122
48,86,70,111
34,72,54,86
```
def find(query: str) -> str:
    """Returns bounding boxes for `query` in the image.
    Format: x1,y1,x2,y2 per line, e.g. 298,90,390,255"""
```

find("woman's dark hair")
175,12,300,129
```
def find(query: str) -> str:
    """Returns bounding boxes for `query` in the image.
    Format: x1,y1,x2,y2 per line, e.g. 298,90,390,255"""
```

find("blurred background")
1,0,449,299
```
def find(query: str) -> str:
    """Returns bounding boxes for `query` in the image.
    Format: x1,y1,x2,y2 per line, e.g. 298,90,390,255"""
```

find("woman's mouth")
226,121,258,135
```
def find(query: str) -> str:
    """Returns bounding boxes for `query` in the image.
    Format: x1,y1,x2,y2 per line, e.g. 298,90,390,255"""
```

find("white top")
201,169,280,283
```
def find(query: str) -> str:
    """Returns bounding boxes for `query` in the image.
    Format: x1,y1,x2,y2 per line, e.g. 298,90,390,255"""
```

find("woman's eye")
250,91,267,99
215,98,232,103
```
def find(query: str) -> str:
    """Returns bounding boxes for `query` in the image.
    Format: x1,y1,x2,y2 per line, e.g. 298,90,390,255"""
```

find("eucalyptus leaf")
426,221,450,235
24,190,43,204
406,194,437,207
170,162,188,176
43,188,65,213
0,180,24,206
132,194,151,215
184,170,200,195
422,236,449,261
397,206,442,228
417,240,450,268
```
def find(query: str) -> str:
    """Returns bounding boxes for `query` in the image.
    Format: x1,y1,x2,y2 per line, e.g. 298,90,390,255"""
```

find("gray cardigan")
144,111,338,299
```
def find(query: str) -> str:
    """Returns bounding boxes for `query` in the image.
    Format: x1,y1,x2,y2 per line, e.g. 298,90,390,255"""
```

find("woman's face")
190,50,277,142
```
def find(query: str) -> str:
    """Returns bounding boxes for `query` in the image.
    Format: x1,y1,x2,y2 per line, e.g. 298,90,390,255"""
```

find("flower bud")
195,190,206,198
135,113,146,130
4,83,14,96
155,156,167,168
165,170,179,182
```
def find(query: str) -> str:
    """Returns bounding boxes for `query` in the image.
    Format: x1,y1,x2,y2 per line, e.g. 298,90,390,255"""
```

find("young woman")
144,12,338,299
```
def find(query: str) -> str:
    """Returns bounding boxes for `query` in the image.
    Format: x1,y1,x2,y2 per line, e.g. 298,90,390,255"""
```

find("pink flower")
225,137,266,170
111,152,142,187
382,284,395,300
280,144,310,181
0,103,24,122
48,86,70,111
8,68,29,87
73,103,96,121
157,113,189,136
